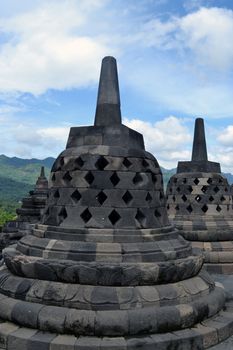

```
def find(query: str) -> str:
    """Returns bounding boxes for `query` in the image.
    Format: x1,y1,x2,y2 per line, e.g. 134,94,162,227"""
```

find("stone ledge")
0,302,233,349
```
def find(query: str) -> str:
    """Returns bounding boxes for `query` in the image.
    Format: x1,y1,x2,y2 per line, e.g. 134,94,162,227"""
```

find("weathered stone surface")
0,58,229,349
167,117,233,274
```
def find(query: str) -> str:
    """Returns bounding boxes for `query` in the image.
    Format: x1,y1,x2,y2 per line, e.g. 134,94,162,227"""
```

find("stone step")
0,301,233,349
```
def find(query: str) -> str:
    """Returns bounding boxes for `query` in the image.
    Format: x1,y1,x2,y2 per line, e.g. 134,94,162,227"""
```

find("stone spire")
191,118,208,162
177,117,220,173
94,56,122,126
35,166,48,191
40,166,45,178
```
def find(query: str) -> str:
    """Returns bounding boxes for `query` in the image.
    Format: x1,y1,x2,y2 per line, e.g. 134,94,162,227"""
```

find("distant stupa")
166,118,233,274
0,167,48,254
16,166,48,223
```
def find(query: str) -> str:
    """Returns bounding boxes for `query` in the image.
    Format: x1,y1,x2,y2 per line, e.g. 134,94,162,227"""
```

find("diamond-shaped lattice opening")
63,171,72,183
195,195,201,202
54,190,60,199
71,189,82,203
80,208,92,223
181,194,187,202
135,209,146,227
186,205,193,213
109,210,121,225
175,205,180,211
219,178,223,183
209,196,214,202
154,209,161,217
220,196,226,202
172,195,176,202
56,157,64,171
123,158,132,168
97,191,107,205
58,207,67,222
214,186,220,193
133,173,143,185
188,186,193,193
207,178,213,184
110,172,120,186
85,171,94,185
201,186,207,193
95,156,109,170
194,178,199,185
75,156,84,169
122,190,133,205
146,192,152,203
176,187,181,193
174,178,178,184
216,205,222,212
183,178,187,184
151,174,157,184
142,159,150,168
202,204,208,213
51,173,56,182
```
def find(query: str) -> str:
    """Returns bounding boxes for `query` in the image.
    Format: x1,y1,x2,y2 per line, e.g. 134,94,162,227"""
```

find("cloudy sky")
1,0,233,171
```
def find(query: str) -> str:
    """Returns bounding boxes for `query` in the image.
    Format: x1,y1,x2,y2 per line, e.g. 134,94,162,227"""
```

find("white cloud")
13,124,70,149
124,116,192,168
135,7,233,70
217,125,233,146
0,0,113,95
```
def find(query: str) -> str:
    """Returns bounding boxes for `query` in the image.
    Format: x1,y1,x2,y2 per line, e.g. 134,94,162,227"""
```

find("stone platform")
0,293,232,349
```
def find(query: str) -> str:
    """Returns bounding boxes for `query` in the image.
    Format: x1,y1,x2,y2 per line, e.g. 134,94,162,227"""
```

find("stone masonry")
166,118,233,274
0,58,233,349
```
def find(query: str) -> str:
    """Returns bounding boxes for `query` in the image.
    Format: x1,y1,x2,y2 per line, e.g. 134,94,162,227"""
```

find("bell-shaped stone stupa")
167,118,233,274
0,60,232,350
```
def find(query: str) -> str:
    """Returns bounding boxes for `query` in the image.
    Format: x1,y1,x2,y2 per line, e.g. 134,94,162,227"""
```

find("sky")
1,0,233,171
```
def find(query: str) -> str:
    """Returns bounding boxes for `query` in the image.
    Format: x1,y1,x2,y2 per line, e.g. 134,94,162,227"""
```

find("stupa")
166,118,233,274
0,59,232,350
16,166,49,223
0,167,48,256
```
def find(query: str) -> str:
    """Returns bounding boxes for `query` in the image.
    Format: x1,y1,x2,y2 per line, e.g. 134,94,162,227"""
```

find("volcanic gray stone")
167,117,233,274
177,118,220,173
0,57,231,350
94,56,122,126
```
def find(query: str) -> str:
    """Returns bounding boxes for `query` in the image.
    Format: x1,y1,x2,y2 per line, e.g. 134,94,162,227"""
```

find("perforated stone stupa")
167,118,233,274
0,58,232,350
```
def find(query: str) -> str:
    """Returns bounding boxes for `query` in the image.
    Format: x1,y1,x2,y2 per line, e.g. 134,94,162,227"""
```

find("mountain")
0,154,232,225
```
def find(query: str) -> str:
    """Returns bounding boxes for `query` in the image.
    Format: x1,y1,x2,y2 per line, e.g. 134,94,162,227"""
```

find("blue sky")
1,0,233,171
